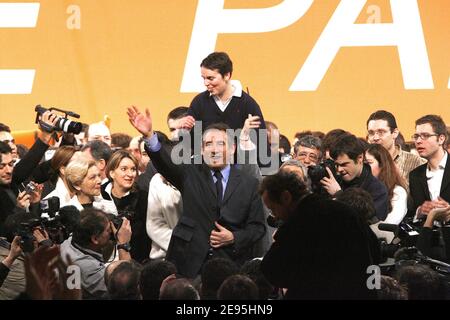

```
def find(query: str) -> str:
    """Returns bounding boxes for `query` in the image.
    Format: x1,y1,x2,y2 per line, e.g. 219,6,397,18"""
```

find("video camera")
377,220,450,281
35,105,83,134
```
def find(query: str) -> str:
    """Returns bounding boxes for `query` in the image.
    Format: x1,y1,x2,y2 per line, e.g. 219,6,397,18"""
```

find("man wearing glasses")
409,115,450,221
366,110,425,189
293,135,322,167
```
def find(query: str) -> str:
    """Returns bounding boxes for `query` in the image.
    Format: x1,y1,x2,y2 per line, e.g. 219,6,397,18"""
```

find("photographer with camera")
260,171,376,299
0,110,59,233
60,208,132,299
320,133,389,220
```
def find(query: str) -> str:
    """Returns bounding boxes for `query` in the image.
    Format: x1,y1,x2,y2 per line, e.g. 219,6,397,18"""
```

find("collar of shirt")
211,80,243,112
427,151,447,175
211,165,231,184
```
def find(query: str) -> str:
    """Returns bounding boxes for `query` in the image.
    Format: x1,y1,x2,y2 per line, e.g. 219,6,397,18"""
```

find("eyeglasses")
297,152,319,162
367,129,390,137
411,133,439,141
0,139,15,144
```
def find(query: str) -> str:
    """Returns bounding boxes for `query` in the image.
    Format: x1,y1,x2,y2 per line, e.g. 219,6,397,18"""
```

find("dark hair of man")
167,106,189,122
107,260,143,300
159,278,200,300
278,134,291,154
81,140,112,162
240,259,275,300
415,114,448,144
330,133,364,162
217,274,259,300
0,141,12,163
139,259,177,300
1,212,35,242
72,209,108,247
203,122,233,146
294,130,312,141
200,52,233,77
0,123,11,133
335,187,377,224
321,129,348,155
111,133,132,150
378,275,408,300
293,135,322,156
259,170,309,204
366,110,398,131
366,144,407,212
395,264,447,300
200,257,238,300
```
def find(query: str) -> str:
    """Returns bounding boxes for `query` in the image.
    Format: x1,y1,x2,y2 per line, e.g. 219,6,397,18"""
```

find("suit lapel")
222,166,241,204
418,165,430,200
440,154,450,195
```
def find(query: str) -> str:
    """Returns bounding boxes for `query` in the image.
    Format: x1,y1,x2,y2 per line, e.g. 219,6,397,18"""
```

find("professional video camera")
377,220,450,281
308,159,340,194
35,105,83,134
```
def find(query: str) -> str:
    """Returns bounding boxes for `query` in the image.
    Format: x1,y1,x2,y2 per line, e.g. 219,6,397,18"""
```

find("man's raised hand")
127,106,153,138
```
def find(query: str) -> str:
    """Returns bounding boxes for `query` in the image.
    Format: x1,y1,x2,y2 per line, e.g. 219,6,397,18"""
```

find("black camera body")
40,197,60,217
308,159,340,194
35,105,83,134
108,210,134,240
16,218,42,253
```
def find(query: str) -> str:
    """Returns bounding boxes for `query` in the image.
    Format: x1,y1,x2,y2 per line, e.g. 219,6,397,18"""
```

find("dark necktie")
214,170,223,207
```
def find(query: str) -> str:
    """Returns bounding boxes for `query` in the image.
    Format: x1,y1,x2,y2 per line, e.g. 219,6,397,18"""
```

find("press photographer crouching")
60,208,132,299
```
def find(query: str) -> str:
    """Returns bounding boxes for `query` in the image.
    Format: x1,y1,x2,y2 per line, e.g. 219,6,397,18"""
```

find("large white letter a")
290,0,434,91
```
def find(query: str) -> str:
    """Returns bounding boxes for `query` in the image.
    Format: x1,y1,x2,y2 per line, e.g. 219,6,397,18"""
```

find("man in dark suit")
127,106,266,278
260,171,376,299
409,115,450,220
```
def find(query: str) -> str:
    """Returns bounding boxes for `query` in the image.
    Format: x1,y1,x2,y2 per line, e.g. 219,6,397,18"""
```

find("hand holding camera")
110,217,132,245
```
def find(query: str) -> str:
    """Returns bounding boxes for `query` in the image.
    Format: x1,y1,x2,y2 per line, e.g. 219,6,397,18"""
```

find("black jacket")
341,164,389,220
101,182,151,263
261,193,376,300
408,154,450,217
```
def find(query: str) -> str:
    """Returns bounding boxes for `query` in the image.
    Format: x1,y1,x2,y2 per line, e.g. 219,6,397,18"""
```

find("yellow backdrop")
0,0,449,142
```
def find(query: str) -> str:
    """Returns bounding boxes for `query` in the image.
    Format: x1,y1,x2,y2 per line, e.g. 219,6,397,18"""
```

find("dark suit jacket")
261,194,376,300
0,139,49,230
146,143,266,278
408,154,450,217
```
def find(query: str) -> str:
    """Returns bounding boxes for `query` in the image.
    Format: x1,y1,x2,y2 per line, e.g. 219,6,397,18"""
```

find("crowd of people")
0,52,449,300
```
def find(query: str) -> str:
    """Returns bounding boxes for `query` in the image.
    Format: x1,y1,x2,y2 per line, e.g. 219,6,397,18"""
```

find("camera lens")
57,118,83,134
